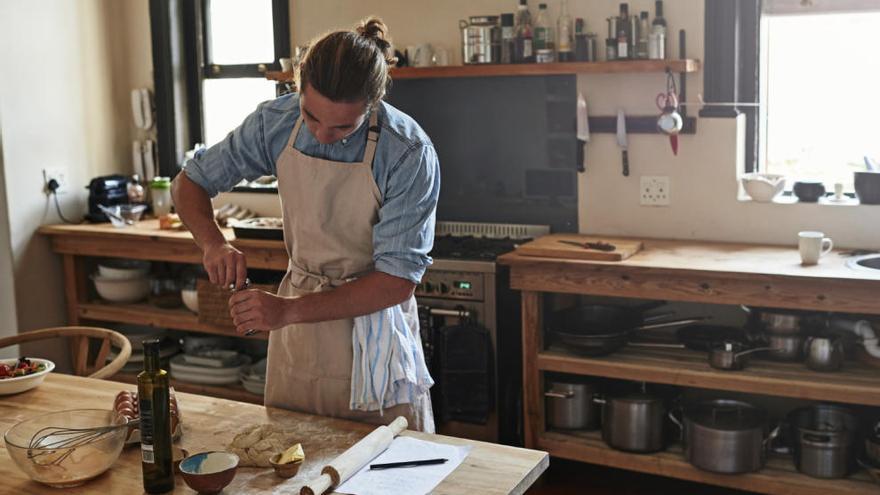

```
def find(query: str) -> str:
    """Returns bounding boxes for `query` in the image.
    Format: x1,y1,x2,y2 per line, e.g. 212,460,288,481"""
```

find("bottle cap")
142,338,162,357
501,13,514,26
150,177,171,190
641,11,649,19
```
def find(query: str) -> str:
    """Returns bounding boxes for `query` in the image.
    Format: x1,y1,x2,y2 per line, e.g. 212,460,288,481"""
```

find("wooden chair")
0,326,132,379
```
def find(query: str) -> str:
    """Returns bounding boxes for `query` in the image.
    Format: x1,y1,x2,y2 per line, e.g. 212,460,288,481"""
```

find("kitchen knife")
576,93,590,172
616,109,629,177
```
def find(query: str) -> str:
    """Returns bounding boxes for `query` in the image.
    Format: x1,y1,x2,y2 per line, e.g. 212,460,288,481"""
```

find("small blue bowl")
179,451,239,495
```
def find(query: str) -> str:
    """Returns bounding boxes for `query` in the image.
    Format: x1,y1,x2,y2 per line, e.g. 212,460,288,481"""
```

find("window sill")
736,194,872,207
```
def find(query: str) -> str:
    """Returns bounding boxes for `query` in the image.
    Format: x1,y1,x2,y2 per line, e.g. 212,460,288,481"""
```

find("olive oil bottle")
138,339,174,493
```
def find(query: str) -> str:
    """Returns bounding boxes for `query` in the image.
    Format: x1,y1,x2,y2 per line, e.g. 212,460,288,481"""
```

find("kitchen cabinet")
0,373,548,494
499,238,880,495
40,220,290,404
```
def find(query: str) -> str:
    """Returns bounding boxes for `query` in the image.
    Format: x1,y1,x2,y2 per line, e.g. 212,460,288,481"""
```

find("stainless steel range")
418,221,549,444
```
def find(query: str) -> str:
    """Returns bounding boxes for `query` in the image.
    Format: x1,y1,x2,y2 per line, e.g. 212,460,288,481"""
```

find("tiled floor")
527,458,756,495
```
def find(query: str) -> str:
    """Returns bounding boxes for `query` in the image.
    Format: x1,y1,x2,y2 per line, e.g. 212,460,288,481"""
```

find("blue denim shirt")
183,93,439,283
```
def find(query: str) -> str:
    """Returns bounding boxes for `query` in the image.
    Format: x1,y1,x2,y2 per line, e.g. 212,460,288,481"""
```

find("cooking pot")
671,399,777,474
741,306,826,335
764,334,805,361
545,380,600,430
708,341,776,371
803,336,845,372
595,392,666,453
788,404,859,478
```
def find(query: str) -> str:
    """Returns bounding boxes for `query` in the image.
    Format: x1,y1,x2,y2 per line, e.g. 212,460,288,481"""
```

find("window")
201,0,280,146
149,0,289,176
762,9,880,191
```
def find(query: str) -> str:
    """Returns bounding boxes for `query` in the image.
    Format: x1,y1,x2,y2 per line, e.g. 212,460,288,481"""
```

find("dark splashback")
387,75,579,233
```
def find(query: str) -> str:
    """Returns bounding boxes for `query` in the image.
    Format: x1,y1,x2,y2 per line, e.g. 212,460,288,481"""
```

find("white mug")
406,43,434,67
798,231,833,265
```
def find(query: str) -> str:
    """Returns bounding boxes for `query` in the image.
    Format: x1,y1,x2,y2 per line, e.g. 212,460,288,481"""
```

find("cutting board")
516,234,643,262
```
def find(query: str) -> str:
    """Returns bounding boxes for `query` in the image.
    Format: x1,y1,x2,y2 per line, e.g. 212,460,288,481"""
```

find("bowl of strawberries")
0,357,55,395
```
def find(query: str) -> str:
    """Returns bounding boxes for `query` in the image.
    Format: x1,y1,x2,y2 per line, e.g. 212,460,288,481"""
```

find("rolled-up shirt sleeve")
373,144,440,283
182,102,276,197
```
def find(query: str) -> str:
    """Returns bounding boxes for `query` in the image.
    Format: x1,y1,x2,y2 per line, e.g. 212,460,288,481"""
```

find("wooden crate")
196,279,278,327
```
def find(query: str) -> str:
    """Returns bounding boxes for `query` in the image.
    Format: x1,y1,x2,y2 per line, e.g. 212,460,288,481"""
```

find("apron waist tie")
286,263,339,291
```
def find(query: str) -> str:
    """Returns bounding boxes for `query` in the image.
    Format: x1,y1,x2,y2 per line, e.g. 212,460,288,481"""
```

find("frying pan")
549,304,707,356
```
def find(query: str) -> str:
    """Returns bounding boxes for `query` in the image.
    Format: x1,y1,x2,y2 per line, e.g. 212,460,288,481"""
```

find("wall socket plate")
640,176,670,206
43,168,68,195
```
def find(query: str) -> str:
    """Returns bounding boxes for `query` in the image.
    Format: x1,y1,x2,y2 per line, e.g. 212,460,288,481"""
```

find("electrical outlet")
43,168,67,195
640,176,670,206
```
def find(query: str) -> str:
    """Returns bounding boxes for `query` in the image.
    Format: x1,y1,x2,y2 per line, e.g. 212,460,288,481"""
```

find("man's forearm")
284,271,415,324
171,173,226,250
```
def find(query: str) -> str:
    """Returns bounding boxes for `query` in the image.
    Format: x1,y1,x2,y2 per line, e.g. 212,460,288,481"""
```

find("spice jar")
150,177,173,217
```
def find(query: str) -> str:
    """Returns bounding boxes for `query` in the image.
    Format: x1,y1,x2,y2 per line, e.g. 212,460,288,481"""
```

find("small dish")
741,173,786,202
269,453,303,479
183,350,239,368
180,451,239,495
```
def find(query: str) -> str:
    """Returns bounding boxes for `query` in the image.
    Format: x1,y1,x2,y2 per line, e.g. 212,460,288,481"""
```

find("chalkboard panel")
387,75,578,233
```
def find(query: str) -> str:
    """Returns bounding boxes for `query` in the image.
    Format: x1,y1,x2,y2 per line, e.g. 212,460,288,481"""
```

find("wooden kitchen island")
0,374,548,494
499,237,880,495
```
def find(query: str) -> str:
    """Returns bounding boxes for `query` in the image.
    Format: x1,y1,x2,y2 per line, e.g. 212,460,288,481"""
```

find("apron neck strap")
288,106,381,169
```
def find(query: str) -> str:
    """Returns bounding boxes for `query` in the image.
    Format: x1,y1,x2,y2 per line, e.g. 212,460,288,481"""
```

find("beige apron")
265,110,433,432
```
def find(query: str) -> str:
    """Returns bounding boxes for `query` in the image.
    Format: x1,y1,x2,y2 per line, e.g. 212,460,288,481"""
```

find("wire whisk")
27,419,138,466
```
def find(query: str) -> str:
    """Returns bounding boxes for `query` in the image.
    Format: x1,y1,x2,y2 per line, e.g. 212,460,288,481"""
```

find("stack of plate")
170,353,251,385
239,358,267,396
110,337,180,373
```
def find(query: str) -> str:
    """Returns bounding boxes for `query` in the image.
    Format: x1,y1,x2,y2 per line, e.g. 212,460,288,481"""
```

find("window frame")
149,0,290,177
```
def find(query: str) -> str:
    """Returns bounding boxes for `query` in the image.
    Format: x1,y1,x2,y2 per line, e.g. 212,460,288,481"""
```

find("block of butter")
278,443,305,464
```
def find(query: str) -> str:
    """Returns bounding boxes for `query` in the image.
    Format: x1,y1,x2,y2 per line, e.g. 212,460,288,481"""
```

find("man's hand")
204,243,248,289
229,290,294,335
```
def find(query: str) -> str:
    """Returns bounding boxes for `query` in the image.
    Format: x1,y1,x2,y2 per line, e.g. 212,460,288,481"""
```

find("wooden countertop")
499,237,880,314
0,374,548,495
40,220,289,270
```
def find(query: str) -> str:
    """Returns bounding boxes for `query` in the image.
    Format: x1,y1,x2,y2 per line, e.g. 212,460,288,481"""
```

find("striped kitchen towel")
350,302,434,415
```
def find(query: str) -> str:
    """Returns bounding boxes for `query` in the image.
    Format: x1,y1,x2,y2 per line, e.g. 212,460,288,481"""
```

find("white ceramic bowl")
97,259,151,280
181,288,199,314
741,173,786,202
0,358,55,395
91,273,150,303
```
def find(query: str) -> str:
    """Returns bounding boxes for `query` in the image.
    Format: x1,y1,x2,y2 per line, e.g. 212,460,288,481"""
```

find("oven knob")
440,283,449,294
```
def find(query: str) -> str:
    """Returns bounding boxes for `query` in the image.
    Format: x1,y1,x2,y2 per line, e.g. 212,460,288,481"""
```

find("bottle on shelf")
606,17,618,61
649,0,667,60
637,11,650,59
628,10,639,59
617,3,630,60
514,0,535,63
138,339,174,494
556,0,573,62
501,13,516,64
534,3,554,52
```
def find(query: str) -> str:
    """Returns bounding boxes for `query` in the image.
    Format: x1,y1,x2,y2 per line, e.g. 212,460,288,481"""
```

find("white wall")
283,0,880,249
0,0,149,364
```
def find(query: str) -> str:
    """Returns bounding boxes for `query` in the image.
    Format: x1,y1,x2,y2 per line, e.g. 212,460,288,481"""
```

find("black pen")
369,458,448,470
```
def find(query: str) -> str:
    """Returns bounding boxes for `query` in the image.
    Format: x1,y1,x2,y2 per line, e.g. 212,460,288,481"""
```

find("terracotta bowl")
269,452,303,479
179,451,239,495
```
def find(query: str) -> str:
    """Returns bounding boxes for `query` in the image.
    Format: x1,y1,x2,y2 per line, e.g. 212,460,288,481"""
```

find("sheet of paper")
336,436,472,495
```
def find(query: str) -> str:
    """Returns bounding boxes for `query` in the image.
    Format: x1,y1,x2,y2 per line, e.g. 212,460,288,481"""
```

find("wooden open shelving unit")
39,221,284,404
499,239,880,495
538,347,880,407
265,59,700,82
113,372,263,405
78,302,268,341
540,429,877,495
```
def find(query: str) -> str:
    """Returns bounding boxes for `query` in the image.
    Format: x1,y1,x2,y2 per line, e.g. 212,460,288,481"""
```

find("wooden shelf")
78,302,268,341
392,59,700,79
113,372,263,405
538,347,880,407
266,59,700,83
539,429,877,495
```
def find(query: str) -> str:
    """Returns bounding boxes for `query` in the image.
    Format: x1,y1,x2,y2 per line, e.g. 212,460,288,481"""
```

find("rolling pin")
300,416,408,495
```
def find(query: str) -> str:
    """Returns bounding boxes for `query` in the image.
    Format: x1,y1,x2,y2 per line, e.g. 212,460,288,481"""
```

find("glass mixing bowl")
4,409,128,488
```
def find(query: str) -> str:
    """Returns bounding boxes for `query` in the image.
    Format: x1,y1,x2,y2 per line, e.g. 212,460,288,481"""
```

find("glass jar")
150,177,173,217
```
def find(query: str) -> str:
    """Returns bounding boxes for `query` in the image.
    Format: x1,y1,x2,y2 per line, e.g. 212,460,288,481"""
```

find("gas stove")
418,222,548,445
